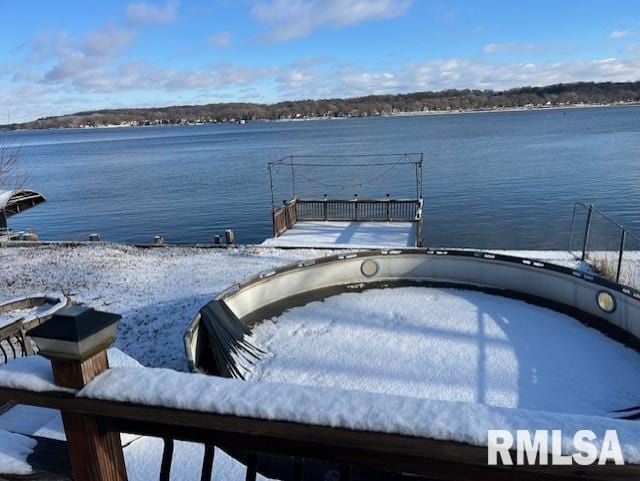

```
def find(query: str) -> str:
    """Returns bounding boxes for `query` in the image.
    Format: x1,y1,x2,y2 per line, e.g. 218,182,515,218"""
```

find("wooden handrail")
0,384,637,481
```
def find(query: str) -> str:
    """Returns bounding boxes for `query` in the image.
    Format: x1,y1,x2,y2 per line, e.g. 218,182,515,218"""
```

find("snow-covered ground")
261,221,417,248
0,244,326,370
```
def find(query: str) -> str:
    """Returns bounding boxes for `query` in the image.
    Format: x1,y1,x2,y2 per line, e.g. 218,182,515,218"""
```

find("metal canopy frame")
267,153,424,213
0,189,46,235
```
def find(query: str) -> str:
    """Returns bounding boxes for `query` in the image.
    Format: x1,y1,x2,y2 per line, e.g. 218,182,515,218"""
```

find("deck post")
27,306,128,481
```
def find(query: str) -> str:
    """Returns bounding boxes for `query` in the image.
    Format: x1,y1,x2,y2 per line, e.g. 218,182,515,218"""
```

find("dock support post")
354,194,358,221
27,307,128,481
385,193,390,221
323,194,328,221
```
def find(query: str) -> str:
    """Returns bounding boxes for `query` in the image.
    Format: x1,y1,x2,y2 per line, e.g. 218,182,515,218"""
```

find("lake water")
4,106,640,249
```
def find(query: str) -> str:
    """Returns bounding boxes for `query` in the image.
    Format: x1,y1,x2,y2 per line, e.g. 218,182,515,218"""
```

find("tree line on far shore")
3,81,640,130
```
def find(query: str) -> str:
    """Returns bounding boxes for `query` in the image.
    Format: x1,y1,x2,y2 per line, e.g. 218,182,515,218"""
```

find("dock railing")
1,306,636,481
568,202,640,289
272,197,424,246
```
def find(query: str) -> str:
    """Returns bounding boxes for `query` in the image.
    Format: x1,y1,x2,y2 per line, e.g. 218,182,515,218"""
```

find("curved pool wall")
185,249,640,375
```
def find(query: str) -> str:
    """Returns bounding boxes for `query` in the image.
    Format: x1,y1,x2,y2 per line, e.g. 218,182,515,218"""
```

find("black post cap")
28,305,121,342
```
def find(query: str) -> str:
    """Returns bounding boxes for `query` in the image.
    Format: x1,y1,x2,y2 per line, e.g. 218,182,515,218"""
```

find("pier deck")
262,220,417,248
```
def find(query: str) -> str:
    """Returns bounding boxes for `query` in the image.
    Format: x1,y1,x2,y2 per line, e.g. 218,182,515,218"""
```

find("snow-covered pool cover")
261,221,416,248
245,287,640,416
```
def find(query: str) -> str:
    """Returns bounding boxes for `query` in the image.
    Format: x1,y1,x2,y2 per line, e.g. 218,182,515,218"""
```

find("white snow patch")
262,221,417,248
246,288,640,416
0,355,71,393
0,347,141,395
0,429,36,475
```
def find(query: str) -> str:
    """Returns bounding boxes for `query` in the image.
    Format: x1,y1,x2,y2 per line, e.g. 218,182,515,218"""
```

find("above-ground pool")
184,249,640,479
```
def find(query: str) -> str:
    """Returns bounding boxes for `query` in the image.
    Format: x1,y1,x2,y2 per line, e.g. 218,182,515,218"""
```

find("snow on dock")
261,221,417,248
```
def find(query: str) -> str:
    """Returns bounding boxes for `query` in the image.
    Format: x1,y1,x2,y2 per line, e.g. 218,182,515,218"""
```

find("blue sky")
1,0,639,122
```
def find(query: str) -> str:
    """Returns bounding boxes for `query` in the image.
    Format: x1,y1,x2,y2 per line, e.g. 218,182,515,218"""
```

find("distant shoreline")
274,102,640,123
4,101,640,133
3,80,640,131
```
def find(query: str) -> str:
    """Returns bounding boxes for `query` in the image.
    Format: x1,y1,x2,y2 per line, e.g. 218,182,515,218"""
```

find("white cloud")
609,30,636,40
273,57,640,100
251,0,412,41
126,0,180,26
83,24,136,59
482,42,545,54
35,24,136,87
209,33,232,48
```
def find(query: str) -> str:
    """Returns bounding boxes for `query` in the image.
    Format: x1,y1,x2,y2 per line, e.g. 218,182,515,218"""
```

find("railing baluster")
340,464,352,481
274,198,421,227
8,337,17,359
292,458,304,481
19,329,33,356
159,438,174,481
245,452,258,481
200,444,215,481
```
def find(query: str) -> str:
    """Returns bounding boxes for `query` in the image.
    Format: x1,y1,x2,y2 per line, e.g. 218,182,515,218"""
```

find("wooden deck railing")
272,197,424,246
0,307,637,481
5,383,637,481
